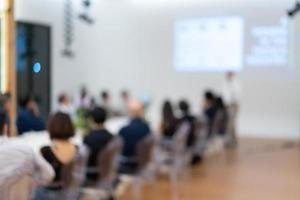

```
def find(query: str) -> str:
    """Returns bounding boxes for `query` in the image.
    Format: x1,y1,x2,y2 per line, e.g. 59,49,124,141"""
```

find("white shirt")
58,103,75,119
221,77,242,105
0,136,55,200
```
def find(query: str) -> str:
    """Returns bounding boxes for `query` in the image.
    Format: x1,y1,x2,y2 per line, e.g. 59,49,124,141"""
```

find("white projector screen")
174,13,289,72
174,16,244,72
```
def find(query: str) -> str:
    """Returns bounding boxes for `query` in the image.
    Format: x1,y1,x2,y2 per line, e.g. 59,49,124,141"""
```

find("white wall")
15,0,300,139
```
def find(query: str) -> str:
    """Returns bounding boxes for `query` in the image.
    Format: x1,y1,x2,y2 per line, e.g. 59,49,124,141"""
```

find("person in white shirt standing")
0,109,54,200
221,72,242,147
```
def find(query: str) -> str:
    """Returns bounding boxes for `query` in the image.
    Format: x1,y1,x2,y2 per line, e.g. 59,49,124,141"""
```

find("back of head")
226,71,235,81
0,109,7,136
204,90,215,101
128,99,144,119
178,100,190,115
19,95,37,108
121,90,129,100
47,112,75,140
0,93,11,109
101,90,109,100
90,106,107,124
58,93,67,104
162,100,175,121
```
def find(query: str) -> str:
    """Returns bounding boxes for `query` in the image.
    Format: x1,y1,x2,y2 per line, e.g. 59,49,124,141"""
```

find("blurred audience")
84,107,114,181
118,90,130,116
0,109,54,200
178,100,196,147
160,100,179,139
17,96,45,135
0,93,12,134
57,93,75,118
35,112,77,199
75,86,91,109
100,90,114,117
203,90,218,138
214,97,229,136
118,99,151,174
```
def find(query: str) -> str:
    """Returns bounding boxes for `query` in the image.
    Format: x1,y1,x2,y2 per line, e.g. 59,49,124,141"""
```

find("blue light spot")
33,62,42,74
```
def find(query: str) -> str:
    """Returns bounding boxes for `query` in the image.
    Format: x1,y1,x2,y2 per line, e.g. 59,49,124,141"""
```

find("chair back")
97,137,124,183
212,109,228,135
172,122,190,154
136,134,155,172
54,146,89,200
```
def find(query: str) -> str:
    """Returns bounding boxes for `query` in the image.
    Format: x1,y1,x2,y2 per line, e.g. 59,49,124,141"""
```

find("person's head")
204,90,216,108
101,90,110,103
58,93,70,105
19,96,38,112
47,112,75,140
0,92,11,111
162,100,175,121
80,86,88,98
128,99,144,119
121,90,129,102
90,107,107,126
178,100,190,116
0,109,7,136
226,71,235,81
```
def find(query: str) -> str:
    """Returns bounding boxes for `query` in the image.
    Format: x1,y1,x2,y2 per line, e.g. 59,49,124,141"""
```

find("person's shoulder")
1,139,36,157
119,125,129,135
103,129,114,137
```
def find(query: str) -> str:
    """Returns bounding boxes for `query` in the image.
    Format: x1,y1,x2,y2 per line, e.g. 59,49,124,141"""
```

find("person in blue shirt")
118,99,151,174
17,96,45,135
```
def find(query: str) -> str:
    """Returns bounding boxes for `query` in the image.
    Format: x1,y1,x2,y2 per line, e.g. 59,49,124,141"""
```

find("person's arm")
32,151,55,186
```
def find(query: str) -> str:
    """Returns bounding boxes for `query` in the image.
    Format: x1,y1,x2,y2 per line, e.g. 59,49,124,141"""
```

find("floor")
120,138,300,200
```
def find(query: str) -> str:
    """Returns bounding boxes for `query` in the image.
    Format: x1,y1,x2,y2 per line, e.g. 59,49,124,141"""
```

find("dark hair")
215,97,225,109
204,90,215,101
0,109,7,136
47,112,75,140
0,92,11,108
162,100,176,124
19,95,38,107
58,94,66,103
101,91,109,99
90,107,107,124
178,100,190,115
121,90,128,98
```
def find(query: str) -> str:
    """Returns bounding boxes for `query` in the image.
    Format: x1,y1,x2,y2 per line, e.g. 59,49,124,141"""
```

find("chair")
81,137,124,200
119,134,156,200
42,146,89,200
156,122,191,200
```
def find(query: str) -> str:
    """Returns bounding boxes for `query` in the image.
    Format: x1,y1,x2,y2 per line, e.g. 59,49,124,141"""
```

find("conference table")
17,117,129,152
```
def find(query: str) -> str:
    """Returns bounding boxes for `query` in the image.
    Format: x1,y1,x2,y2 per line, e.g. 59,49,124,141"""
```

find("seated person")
57,93,75,118
35,112,78,199
17,96,45,134
214,97,229,136
178,100,196,147
0,93,11,134
160,100,179,139
203,91,218,138
83,107,114,181
119,90,130,116
0,109,54,200
118,99,151,174
100,90,114,118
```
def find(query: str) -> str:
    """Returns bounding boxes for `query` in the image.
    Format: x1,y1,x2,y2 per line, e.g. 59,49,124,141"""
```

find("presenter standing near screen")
222,72,242,147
